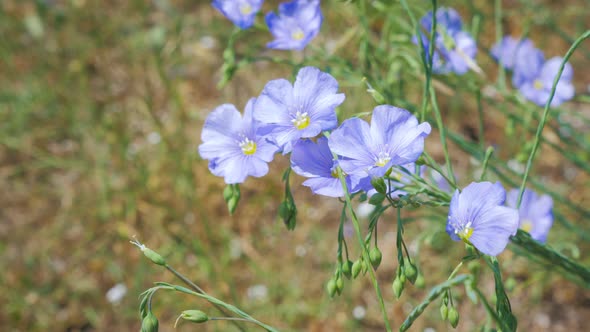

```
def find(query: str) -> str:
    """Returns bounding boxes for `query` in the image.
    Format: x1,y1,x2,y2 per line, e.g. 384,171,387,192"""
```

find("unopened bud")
361,260,369,275
351,260,362,279
227,196,239,215
369,247,382,269
341,260,353,279
440,303,448,321
141,311,159,332
131,240,166,266
448,307,459,328
181,310,209,323
415,272,425,288
370,177,387,195
326,278,337,298
398,269,406,284
335,277,344,294
404,263,417,284
223,185,233,202
392,277,404,298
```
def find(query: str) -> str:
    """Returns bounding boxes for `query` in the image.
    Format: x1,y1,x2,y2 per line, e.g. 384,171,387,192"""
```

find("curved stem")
335,165,392,331
516,30,590,207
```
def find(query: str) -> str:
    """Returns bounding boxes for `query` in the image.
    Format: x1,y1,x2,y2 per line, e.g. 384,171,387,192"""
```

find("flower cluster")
202,4,562,261
199,66,431,200
415,7,478,75
212,0,322,50
492,36,575,106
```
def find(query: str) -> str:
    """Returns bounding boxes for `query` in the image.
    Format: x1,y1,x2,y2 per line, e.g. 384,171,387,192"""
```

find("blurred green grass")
1,0,589,331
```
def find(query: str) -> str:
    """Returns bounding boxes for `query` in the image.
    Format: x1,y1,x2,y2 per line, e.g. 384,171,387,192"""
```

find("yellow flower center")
533,79,544,90
239,138,257,155
374,152,391,167
520,219,533,233
455,221,474,242
239,4,253,15
291,28,305,41
291,111,310,130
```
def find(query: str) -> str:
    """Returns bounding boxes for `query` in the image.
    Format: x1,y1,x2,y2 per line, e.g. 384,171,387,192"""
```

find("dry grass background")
1,0,589,331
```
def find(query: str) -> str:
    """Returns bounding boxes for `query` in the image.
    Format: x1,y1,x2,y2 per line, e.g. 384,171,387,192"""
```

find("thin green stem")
326,133,392,330
516,30,590,207
494,0,506,91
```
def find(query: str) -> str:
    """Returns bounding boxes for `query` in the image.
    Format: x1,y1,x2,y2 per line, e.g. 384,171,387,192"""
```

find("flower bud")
415,272,425,288
132,240,166,266
351,260,362,279
227,196,239,215
398,268,406,284
392,277,404,298
369,247,382,269
335,277,344,295
440,303,448,321
181,310,209,323
404,263,418,284
370,177,387,195
141,311,159,332
448,307,459,328
367,88,386,105
326,278,337,298
341,260,353,279
223,185,233,202
361,259,369,275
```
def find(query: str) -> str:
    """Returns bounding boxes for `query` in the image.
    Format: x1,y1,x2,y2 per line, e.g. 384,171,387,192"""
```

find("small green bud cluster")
223,184,241,215
440,294,459,328
326,274,344,298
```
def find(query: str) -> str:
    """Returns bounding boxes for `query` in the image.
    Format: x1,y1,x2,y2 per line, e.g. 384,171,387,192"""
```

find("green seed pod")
370,177,387,195
415,272,425,289
440,303,448,321
326,278,337,298
341,260,353,279
361,259,369,275
351,260,362,279
369,247,383,269
227,196,239,215
181,310,209,323
404,263,418,284
398,268,406,284
448,307,459,328
367,88,386,105
223,185,233,202
141,311,159,332
392,277,404,298
142,247,166,266
335,277,344,294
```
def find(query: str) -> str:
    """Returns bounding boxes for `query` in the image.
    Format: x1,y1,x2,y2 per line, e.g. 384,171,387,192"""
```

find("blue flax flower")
516,56,575,107
511,44,545,88
212,0,264,29
199,98,279,184
415,7,478,75
506,188,553,243
265,0,322,50
254,66,345,153
328,105,431,180
491,36,534,71
446,182,519,256
290,137,362,197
